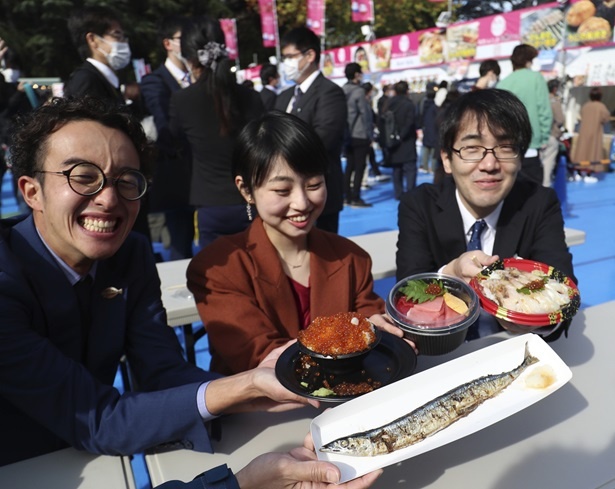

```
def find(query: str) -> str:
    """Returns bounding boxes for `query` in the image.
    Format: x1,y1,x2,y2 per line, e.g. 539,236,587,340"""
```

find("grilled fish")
320,342,539,456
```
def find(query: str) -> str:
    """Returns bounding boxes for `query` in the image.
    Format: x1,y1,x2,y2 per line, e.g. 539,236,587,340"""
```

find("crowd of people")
0,7,591,488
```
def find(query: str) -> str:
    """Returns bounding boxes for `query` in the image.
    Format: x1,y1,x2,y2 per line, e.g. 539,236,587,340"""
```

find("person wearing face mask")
140,16,195,260
472,59,500,91
497,44,552,185
64,6,131,104
274,26,347,234
65,6,152,242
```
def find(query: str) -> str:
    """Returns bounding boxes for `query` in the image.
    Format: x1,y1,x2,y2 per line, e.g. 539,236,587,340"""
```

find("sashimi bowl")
469,258,580,336
386,273,480,355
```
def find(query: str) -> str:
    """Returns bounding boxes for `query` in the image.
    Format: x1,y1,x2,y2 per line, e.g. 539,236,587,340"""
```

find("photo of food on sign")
369,40,392,70
521,7,565,49
418,30,445,65
446,22,479,61
564,0,615,46
354,45,370,73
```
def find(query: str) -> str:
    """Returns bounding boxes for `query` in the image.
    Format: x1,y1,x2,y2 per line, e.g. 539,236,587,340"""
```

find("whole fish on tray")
320,343,538,456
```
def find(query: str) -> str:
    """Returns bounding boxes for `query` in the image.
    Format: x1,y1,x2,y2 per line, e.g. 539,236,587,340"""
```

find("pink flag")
306,0,326,37
351,0,374,23
258,0,277,48
220,19,238,60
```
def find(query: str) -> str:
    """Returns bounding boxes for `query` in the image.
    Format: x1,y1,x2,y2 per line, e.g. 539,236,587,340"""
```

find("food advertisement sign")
446,21,479,60
386,33,419,71
418,28,447,65
521,5,565,50
564,0,615,47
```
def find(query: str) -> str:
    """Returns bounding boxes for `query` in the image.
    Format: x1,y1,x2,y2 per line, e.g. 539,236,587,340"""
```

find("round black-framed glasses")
451,144,520,162
35,162,148,201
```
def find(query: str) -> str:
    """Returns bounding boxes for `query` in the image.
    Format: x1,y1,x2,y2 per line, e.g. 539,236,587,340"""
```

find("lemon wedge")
443,292,469,315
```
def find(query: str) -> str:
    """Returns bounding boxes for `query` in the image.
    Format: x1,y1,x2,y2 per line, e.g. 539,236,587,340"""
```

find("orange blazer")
187,218,384,375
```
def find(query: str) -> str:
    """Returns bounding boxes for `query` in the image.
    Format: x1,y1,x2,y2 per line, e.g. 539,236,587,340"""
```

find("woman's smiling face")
242,157,327,241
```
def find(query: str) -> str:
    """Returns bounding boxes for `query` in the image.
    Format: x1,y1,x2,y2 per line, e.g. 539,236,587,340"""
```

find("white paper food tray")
310,334,572,482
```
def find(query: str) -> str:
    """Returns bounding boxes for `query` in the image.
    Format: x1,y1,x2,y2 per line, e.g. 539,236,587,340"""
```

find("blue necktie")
467,219,487,252
466,219,486,341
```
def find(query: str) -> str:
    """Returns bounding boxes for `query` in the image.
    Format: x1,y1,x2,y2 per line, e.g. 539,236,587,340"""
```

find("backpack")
382,109,401,149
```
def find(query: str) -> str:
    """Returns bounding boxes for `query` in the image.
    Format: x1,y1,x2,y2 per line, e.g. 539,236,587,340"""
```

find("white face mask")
1,68,20,83
487,79,498,89
531,59,541,72
97,36,131,71
283,55,305,83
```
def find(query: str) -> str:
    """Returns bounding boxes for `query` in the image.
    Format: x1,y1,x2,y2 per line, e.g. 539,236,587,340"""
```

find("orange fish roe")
298,312,375,356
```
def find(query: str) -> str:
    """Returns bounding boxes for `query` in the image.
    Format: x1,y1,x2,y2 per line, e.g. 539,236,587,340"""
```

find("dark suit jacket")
187,217,384,375
396,178,576,283
64,61,124,104
260,86,277,111
170,80,264,207
275,73,347,217
140,64,191,211
0,215,218,466
388,94,417,164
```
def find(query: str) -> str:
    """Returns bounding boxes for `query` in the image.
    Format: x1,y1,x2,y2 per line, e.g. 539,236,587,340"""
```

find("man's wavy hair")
10,97,156,182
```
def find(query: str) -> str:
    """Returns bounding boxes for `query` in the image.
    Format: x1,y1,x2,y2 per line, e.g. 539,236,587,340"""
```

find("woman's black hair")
439,89,532,158
181,15,240,137
232,111,329,194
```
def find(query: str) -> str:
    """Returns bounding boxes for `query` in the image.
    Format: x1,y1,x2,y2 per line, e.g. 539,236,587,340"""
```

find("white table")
145,300,615,489
0,448,135,489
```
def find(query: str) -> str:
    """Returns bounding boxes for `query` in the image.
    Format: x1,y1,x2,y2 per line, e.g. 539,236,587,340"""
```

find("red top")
288,277,311,329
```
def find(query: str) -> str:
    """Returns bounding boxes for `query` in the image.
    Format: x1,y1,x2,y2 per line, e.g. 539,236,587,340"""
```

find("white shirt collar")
455,189,503,256
298,69,320,93
285,70,320,113
35,226,97,285
86,58,120,89
164,57,189,87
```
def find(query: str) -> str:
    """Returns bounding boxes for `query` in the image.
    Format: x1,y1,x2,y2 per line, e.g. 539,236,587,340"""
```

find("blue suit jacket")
0,215,217,466
140,64,191,211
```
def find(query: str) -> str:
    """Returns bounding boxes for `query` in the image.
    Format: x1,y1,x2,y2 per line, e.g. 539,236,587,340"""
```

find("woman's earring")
246,201,253,221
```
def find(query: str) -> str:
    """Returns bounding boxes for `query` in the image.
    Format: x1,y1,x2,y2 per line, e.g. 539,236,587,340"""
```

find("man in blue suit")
0,97,383,488
140,16,195,260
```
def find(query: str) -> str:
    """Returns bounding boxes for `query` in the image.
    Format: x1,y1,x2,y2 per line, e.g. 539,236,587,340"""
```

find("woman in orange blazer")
187,112,405,375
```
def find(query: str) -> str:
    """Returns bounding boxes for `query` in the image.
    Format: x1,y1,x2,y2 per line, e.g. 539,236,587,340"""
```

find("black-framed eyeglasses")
35,162,147,201
280,50,308,62
104,30,129,42
169,36,181,42
451,144,520,162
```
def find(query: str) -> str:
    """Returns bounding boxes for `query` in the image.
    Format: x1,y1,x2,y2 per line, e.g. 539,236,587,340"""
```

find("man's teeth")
81,217,116,233
288,215,307,223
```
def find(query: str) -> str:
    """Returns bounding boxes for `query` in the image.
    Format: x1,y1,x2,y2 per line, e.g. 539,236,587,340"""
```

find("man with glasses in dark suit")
396,89,575,340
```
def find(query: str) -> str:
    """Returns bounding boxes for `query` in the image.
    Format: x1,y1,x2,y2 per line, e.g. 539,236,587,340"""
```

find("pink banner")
351,0,374,23
258,0,277,48
220,19,238,60
307,0,325,37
